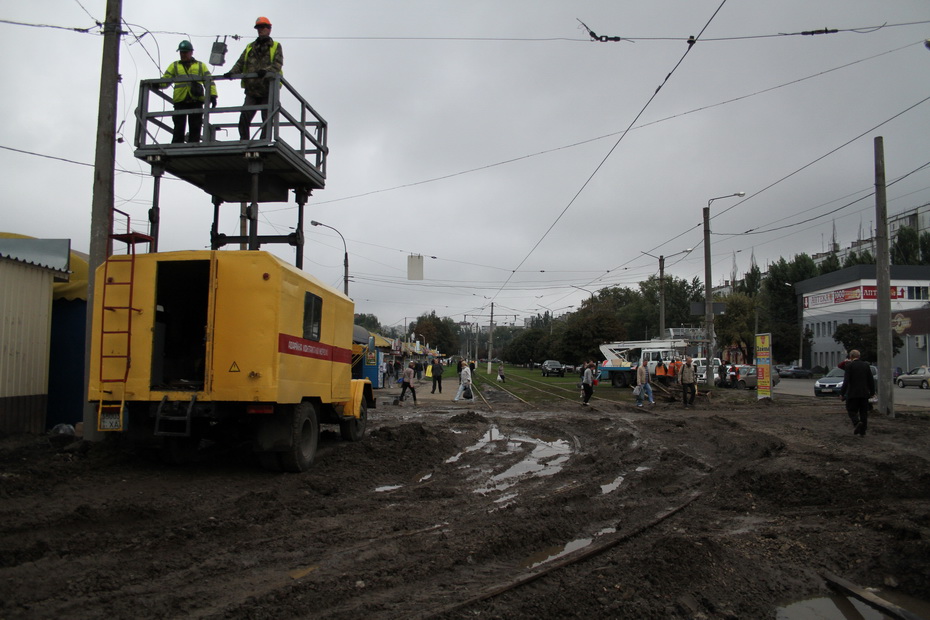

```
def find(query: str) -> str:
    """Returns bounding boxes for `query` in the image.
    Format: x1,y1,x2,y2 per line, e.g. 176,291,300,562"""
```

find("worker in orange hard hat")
225,16,284,140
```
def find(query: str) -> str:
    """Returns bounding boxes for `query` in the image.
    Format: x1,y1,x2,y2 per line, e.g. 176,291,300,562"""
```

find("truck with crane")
597,339,691,388
88,72,374,471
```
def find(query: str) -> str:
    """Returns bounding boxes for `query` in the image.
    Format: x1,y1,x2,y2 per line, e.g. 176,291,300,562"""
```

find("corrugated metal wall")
0,260,53,433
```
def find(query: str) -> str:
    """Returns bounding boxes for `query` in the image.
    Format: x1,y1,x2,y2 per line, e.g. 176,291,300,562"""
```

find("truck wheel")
279,402,319,473
340,399,368,442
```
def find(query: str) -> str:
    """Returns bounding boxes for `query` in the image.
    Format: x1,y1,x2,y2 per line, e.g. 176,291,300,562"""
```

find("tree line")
354,226,927,366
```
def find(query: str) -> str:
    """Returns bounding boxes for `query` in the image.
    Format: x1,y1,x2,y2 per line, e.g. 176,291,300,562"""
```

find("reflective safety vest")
161,60,216,103
244,40,282,75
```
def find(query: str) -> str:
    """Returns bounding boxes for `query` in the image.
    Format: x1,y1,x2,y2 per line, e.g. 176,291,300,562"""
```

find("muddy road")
2,387,929,619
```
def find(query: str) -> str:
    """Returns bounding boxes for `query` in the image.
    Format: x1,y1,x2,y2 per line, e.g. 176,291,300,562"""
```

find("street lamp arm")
310,220,349,296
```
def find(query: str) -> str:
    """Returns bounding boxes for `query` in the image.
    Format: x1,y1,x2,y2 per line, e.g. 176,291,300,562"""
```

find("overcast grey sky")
2,1,929,333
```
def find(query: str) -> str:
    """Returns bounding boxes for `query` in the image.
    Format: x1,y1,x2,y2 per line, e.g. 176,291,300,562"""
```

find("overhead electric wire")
483,0,729,312
301,40,919,210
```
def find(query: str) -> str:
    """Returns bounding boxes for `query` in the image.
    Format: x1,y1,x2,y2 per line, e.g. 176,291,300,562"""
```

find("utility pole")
658,255,666,338
486,303,495,375
874,136,894,418
83,0,122,441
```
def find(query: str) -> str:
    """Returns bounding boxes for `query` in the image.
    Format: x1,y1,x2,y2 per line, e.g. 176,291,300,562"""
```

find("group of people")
384,358,483,405
160,16,283,144
633,356,699,408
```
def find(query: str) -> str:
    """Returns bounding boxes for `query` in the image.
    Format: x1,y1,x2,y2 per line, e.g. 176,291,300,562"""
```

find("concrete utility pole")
486,303,495,375
83,0,122,441
874,136,894,418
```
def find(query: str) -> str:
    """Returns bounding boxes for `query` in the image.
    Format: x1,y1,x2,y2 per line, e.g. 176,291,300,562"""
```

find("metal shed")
0,236,70,433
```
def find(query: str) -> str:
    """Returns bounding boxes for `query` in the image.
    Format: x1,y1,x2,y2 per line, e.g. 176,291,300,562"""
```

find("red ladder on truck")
97,210,153,432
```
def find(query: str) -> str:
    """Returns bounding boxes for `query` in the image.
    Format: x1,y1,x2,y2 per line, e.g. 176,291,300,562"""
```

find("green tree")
715,292,757,362
760,255,816,364
354,313,382,333
833,323,902,363
843,250,875,268
891,226,920,265
503,328,546,365
920,232,930,265
557,302,626,363
738,263,763,296
410,311,459,357
819,252,841,275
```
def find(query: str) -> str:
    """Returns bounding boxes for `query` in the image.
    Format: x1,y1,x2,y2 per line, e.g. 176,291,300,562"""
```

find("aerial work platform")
134,73,328,202
132,73,329,267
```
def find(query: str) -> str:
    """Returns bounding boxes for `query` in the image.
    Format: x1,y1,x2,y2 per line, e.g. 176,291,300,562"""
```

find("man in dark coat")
839,349,876,436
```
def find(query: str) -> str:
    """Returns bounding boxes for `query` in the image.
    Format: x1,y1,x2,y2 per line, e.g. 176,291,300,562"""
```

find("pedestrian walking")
400,361,417,405
159,40,217,143
581,362,596,406
226,16,283,140
635,363,654,407
679,356,697,407
497,363,506,383
840,349,875,435
454,361,475,401
431,359,444,394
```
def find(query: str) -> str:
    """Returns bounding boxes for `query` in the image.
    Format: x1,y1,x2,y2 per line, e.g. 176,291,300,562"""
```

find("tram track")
474,371,625,407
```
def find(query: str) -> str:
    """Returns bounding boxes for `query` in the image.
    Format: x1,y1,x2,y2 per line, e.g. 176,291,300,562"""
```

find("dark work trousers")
172,101,204,143
682,382,696,406
846,397,869,432
582,383,593,404
239,93,270,140
400,381,417,403
432,375,442,394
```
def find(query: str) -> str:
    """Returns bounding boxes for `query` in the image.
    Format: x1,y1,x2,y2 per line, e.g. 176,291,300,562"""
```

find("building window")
907,286,930,300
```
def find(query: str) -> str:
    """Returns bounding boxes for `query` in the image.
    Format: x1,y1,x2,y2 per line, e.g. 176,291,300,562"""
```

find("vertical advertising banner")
755,333,772,400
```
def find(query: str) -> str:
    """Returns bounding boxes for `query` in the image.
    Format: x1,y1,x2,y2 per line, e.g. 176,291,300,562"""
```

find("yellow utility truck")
89,250,374,471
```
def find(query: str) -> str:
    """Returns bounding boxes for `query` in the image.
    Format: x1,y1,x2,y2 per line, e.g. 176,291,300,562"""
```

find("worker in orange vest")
655,360,669,387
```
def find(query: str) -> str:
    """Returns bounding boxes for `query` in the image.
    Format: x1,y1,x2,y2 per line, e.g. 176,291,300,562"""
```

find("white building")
795,265,930,370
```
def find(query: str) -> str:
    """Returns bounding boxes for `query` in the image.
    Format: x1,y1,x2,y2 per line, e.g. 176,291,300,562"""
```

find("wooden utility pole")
874,136,894,418
83,0,122,440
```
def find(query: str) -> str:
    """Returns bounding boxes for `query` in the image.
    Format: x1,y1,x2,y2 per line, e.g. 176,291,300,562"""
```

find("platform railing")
134,73,327,177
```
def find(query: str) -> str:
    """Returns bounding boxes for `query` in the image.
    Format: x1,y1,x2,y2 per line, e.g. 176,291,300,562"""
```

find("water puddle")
777,590,930,619
445,427,504,463
600,475,625,494
474,435,572,494
521,527,617,569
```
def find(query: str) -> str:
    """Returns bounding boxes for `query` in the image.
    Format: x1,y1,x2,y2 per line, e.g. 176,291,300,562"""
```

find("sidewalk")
377,376,478,407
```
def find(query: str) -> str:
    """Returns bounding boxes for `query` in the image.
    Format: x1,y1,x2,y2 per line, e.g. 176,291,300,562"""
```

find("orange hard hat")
255,16,272,29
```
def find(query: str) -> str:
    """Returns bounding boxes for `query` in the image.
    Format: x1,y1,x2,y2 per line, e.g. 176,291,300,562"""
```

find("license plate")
822,388,834,393
99,411,123,431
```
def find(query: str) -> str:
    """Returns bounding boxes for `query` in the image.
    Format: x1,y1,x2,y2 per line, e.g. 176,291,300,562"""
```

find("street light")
641,248,692,338
571,285,595,299
310,220,349,296
537,304,574,335
703,192,745,385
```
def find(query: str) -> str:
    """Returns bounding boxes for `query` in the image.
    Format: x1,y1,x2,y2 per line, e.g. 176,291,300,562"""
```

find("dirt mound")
1,399,929,619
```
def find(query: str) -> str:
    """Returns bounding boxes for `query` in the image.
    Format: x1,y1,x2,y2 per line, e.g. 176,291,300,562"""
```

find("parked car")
814,365,879,396
541,360,565,377
896,366,930,389
733,365,781,390
778,366,814,379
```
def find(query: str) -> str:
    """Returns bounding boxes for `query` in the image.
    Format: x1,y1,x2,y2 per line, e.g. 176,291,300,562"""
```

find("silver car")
734,365,781,390
897,366,930,389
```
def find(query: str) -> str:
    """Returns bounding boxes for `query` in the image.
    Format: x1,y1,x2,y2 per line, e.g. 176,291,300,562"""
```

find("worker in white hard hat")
225,16,284,140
